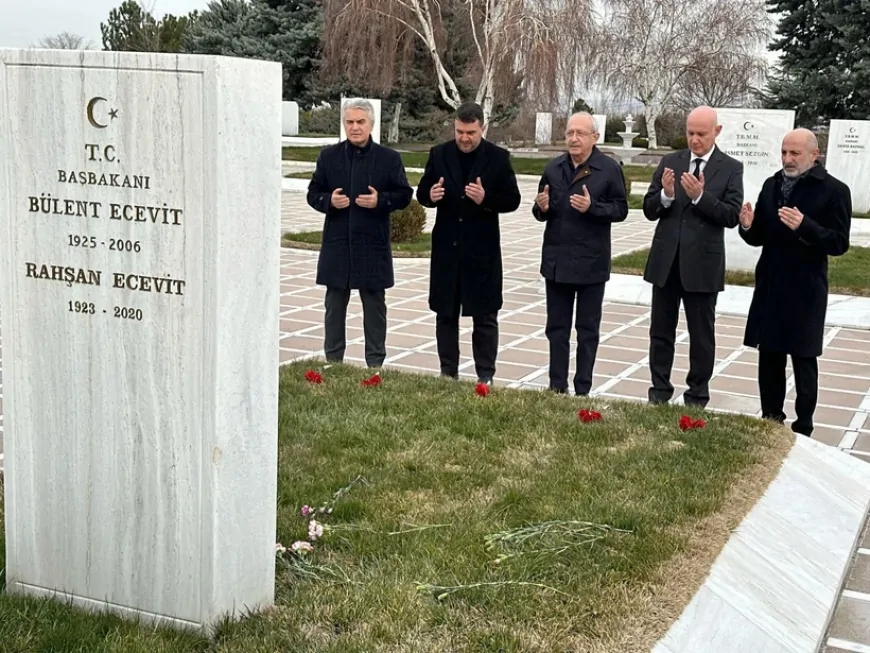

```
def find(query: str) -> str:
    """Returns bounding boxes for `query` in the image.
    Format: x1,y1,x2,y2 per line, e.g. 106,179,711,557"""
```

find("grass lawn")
286,170,425,187
282,146,655,183
282,231,432,257
612,245,870,296
0,362,792,652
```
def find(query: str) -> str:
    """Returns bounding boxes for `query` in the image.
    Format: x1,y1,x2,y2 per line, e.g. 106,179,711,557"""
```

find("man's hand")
779,206,804,231
662,167,676,198
536,184,550,212
569,184,592,213
465,177,485,205
331,188,350,209
355,185,378,209
680,171,705,200
430,177,445,203
739,202,754,229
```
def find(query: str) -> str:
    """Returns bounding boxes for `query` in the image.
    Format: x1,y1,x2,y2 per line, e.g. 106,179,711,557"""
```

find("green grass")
612,245,870,296
286,170,424,187
282,231,432,257
282,146,655,183
0,363,791,652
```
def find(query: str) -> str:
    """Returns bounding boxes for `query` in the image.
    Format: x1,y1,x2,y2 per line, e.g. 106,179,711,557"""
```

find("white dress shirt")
660,147,714,207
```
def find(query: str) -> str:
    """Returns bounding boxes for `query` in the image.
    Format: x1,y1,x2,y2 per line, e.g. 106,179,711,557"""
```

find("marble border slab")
652,436,870,653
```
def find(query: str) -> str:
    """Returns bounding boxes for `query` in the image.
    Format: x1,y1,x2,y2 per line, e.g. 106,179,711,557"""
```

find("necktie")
692,158,702,178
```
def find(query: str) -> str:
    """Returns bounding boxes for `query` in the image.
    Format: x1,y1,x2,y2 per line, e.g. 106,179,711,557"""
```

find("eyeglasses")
565,130,596,138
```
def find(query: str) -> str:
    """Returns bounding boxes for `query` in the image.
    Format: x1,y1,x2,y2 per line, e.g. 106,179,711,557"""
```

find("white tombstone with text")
535,112,553,145
0,48,281,631
825,119,870,213
714,107,795,270
339,97,382,143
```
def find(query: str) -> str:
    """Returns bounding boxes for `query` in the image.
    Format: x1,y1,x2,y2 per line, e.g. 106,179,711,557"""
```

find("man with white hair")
642,105,744,408
532,112,628,395
307,98,413,377
738,128,851,437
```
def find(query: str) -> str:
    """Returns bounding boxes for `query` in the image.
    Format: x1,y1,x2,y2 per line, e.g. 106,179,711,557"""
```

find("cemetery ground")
0,364,794,652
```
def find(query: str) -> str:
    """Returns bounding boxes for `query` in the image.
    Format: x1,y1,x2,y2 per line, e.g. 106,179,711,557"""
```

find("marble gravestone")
594,114,607,144
0,49,282,630
282,101,299,136
714,108,795,271
535,112,552,145
339,97,382,143
825,119,870,213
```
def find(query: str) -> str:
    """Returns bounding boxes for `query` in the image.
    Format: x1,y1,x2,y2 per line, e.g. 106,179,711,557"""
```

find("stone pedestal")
0,48,282,631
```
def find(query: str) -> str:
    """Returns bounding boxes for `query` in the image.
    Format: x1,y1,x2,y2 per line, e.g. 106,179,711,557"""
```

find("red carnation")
475,382,490,397
305,370,323,384
361,373,382,388
679,415,706,431
578,408,602,422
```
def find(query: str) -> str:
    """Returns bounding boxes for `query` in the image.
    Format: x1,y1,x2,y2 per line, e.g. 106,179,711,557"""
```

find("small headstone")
594,114,607,144
714,107,795,271
825,120,870,213
282,101,299,136
535,112,552,145
339,97,382,143
0,48,281,631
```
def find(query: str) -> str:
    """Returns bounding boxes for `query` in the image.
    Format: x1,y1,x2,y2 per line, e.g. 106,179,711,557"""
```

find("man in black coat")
307,98,413,372
416,101,521,384
532,112,629,395
642,105,743,407
738,128,851,437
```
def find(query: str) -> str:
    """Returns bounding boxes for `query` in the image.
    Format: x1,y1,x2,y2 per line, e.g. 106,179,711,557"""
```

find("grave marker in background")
826,119,870,213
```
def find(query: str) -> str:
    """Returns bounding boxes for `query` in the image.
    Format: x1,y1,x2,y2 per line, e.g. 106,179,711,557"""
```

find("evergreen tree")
101,0,197,52
765,0,870,124
184,0,323,105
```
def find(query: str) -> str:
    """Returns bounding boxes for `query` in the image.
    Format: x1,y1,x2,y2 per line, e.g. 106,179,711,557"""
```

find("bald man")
738,128,851,437
533,112,629,395
642,106,744,407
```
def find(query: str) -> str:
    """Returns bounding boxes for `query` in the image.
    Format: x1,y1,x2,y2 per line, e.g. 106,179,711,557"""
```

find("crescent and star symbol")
743,121,754,131
86,97,119,129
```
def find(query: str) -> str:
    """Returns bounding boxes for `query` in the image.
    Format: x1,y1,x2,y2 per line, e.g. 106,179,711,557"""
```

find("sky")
0,0,209,49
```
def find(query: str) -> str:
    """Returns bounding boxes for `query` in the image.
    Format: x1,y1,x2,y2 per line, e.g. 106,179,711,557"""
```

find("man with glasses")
532,112,629,395
642,105,743,408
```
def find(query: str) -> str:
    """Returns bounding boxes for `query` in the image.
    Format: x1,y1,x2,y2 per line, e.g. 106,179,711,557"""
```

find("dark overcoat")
642,146,744,293
739,164,851,357
307,138,412,290
531,147,629,285
416,139,521,316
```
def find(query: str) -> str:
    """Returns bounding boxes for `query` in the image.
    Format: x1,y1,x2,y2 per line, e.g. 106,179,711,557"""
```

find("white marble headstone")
0,48,282,631
594,114,607,144
535,112,552,145
714,108,795,271
825,119,870,213
339,97,382,144
282,100,299,136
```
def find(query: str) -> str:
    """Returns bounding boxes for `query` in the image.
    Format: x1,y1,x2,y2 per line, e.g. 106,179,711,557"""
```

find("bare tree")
322,0,596,130
594,0,770,148
672,51,769,110
35,32,95,50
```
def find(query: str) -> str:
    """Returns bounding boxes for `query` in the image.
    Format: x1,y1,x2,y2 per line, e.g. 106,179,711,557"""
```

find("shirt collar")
691,146,715,163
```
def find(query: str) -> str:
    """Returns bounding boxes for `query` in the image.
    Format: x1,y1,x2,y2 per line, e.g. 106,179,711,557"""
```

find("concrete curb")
652,436,870,652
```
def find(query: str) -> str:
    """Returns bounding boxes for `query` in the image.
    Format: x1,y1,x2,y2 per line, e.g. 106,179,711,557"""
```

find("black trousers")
545,279,605,395
435,281,498,380
648,255,717,407
758,351,818,436
323,286,387,368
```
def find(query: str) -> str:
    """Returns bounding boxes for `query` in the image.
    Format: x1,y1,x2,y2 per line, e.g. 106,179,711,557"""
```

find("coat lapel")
701,146,723,186
467,141,490,184
444,141,464,190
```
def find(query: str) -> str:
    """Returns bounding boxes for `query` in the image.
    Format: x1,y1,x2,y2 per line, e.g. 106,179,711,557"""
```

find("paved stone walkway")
1,177,869,649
